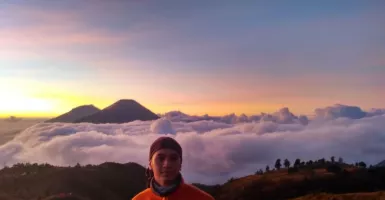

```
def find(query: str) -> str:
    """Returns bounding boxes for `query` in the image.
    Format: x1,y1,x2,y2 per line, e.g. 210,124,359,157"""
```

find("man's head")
148,137,182,185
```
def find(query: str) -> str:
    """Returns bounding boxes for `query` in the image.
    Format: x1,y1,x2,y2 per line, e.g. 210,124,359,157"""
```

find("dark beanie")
149,137,182,162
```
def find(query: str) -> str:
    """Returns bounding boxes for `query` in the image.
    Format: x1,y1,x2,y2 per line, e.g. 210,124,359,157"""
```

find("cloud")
0,118,46,146
150,118,175,134
0,119,44,136
367,108,385,117
314,104,374,120
162,107,309,125
0,115,384,185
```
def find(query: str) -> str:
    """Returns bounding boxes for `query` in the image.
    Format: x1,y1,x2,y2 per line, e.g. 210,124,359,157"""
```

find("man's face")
150,149,181,185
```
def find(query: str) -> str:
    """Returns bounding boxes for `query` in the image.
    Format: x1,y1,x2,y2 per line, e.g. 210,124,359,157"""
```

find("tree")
275,159,282,170
338,157,343,164
319,158,326,165
294,159,301,168
358,161,367,168
266,165,270,172
255,169,263,175
300,162,305,167
331,156,335,163
284,159,291,168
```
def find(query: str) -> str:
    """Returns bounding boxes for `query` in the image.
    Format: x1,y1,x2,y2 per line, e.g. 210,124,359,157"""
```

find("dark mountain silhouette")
46,105,100,123
376,160,385,167
75,99,159,124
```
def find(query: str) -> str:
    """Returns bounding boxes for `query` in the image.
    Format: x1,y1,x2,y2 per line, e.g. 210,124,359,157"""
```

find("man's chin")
160,174,177,181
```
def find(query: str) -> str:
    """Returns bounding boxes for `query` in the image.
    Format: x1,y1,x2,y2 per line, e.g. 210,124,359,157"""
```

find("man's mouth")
161,171,174,175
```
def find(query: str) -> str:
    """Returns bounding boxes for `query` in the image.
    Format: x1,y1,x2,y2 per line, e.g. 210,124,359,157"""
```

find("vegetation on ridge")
0,156,383,200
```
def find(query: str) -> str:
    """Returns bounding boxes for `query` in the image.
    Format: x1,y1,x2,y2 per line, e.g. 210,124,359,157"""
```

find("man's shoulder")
181,184,215,200
132,188,153,200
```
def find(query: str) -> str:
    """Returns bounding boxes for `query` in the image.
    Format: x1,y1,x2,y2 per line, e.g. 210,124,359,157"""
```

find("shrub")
327,164,342,174
288,167,299,174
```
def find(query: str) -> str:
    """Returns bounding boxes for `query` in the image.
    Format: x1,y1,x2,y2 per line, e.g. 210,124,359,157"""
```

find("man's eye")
170,156,178,161
158,156,165,162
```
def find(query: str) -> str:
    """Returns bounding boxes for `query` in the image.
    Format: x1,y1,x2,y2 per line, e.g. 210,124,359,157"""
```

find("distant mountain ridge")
75,99,159,124
376,160,385,167
4,116,22,123
46,105,100,123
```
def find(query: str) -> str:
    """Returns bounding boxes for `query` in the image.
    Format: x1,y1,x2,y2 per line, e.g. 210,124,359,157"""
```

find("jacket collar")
150,173,183,197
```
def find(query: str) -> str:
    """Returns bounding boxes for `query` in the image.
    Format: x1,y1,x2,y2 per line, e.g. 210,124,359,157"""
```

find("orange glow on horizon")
0,96,381,118
1,76,382,118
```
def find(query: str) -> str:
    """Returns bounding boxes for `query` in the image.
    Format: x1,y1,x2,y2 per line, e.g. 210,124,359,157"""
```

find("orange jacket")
132,180,215,200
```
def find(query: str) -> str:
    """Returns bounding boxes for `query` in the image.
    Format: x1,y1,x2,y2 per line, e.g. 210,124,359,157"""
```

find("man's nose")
162,158,172,167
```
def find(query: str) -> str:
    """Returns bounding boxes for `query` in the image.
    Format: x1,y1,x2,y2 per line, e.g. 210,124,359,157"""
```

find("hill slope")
376,160,385,167
215,165,385,200
0,162,146,200
0,162,384,200
291,191,385,200
46,105,100,123
75,99,159,124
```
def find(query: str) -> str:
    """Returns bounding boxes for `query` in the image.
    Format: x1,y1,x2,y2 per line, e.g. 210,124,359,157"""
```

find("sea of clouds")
0,118,45,145
0,104,384,185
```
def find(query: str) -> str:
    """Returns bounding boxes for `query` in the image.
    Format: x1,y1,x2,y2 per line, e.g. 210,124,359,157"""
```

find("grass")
291,191,385,200
215,165,385,200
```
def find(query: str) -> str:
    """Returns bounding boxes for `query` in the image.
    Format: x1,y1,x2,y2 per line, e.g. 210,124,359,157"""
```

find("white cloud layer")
161,107,310,125
314,104,367,120
0,118,44,145
162,104,385,125
0,112,385,185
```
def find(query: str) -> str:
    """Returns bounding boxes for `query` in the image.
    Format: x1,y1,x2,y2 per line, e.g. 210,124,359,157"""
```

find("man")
133,136,215,200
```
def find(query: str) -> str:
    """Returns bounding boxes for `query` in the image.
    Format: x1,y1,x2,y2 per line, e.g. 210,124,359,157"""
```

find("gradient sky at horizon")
0,0,384,117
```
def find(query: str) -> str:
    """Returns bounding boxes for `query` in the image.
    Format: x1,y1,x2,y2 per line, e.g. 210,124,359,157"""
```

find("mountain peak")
116,99,138,104
46,105,100,123
108,99,140,108
70,104,98,111
75,99,159,124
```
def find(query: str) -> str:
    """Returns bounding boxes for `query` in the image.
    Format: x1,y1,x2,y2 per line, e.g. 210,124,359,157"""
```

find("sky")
0,0,384,117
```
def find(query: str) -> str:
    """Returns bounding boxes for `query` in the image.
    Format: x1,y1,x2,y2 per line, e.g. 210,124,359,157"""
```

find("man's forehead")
155,149,179,156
